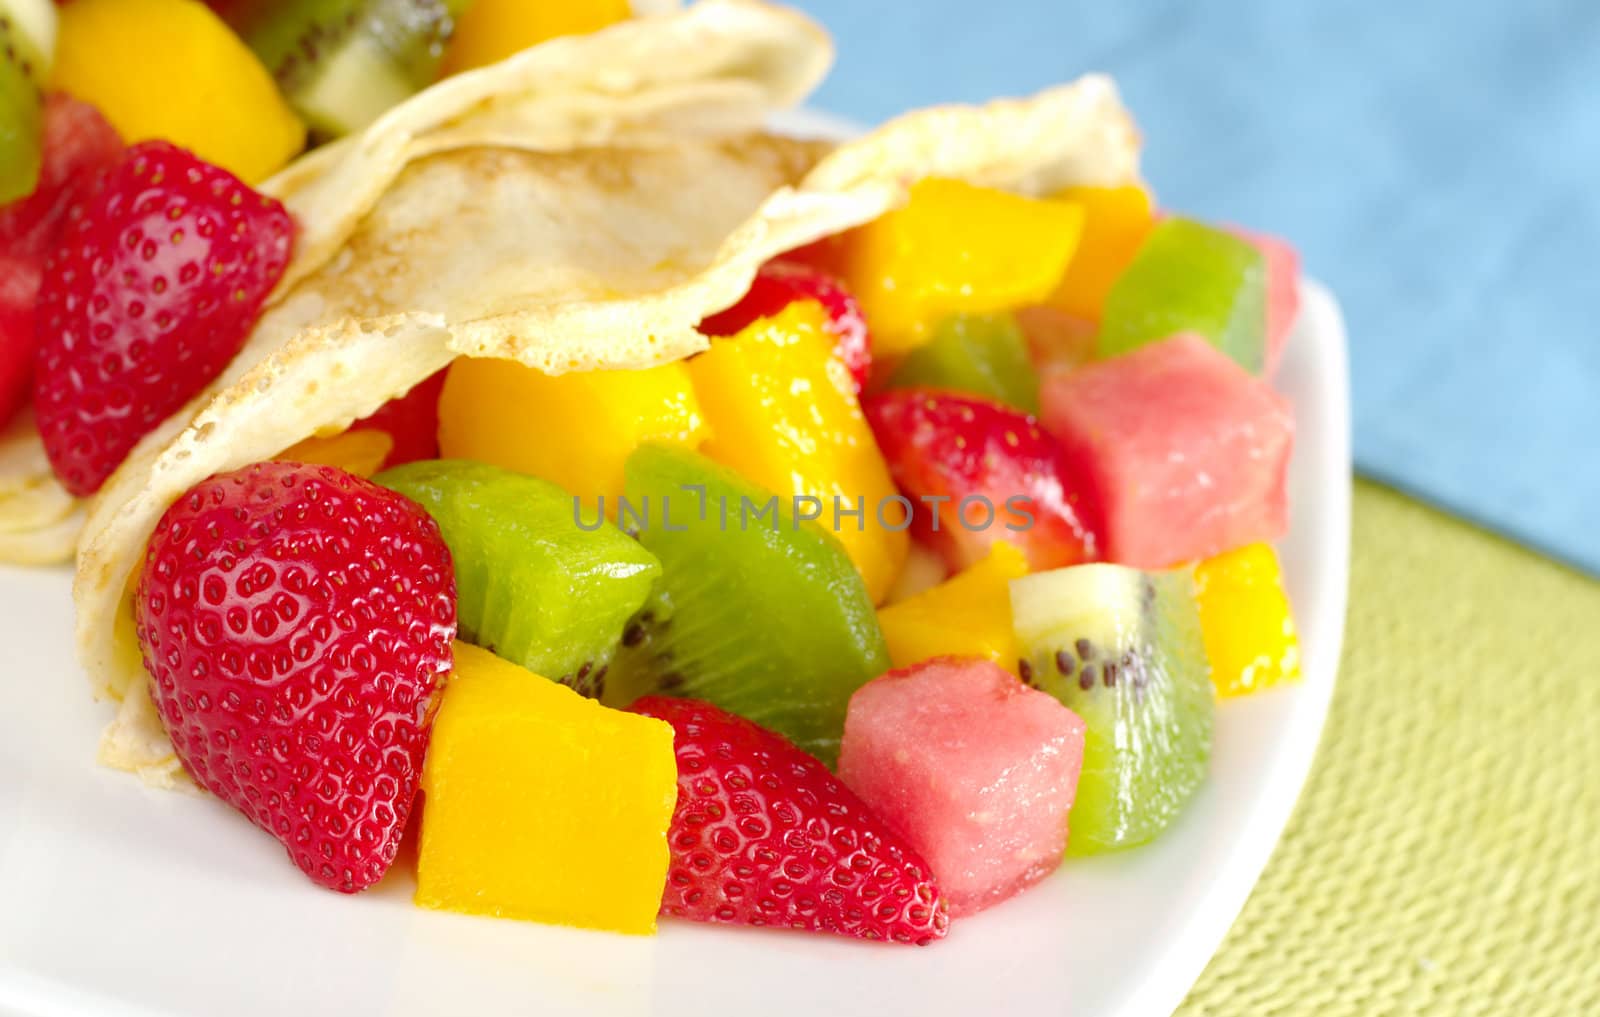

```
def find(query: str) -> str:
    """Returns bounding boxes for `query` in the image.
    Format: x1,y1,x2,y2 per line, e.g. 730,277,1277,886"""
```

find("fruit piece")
1016,304,1097,372
2,0,53,70
838,658,1086,915
885,312,1039,414
864,388,1099,574
351,366,445,468
876,542,1027,672
1040,333,1293,568
689,301,906,603
0,0,55,203
699,259,873,392
0,254,41,426
0,95,122,428
1098,217,1267,372
135,461,457,892
51,0,305,183
438,0,629,77
632,695,949,944
33,141,294,496
1010,563,1213,855
437,357,707,514
276,428,393,477
416,643,676,934
838,178,1084,356
376,459,660,698
1046,185,1153,320
1194,542,1300,697
609,443,888,767
243,0,468,138
0,93,124,257
1230,227,1300,374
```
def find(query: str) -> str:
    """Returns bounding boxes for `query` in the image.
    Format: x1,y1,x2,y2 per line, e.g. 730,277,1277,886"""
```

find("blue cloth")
794,0,1600,574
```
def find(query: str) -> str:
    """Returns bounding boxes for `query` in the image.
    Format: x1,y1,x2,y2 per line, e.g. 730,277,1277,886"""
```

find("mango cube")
839,178,1084,356
878,542,1028,672
276,430,393,478
416,644,678,935
1046,185,1154,320
440,0,631,77
690,301,907,603
1194,543,1301,697
437,358,709,513
52,0,305,183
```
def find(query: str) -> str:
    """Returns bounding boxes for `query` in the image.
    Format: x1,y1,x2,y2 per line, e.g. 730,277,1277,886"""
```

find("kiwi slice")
375,459,660,698
885,313,1040,414
244,0,469,138
1098,217,1268,373
0,0,51,203
606,442,889,767
1010,563,1214,855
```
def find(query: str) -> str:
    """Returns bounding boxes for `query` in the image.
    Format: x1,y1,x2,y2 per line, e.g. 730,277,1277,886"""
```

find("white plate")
0,124,1350,1014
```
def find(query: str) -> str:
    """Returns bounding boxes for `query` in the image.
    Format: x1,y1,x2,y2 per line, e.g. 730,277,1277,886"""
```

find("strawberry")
0,256,43,426
699,259,873,392
136,461,457,893
629,696,949,945
0,94,124,258
863,388,1100,573
33,141,294,496
0,95,123,429
351,368,448,469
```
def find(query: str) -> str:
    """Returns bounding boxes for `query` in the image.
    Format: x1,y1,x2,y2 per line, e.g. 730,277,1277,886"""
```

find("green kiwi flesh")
605,442,890,768
245,0,468,138
885,312,1040,414
1010,563,1214,855
375,459,660,698
0,5,46,203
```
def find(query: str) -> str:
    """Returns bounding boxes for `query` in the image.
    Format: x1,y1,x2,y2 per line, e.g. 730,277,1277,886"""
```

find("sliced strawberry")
136,461,457,893
863,388,1100,572
630,696,950,945
0,256,43,426
699,259,872,392
33,141,294,496
0,94,124,258
351,368,447,469
0,95,123,430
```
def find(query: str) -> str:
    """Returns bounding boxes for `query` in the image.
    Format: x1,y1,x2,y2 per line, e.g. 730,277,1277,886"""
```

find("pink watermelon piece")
838,657,1086,917
1229,227,1301,374
1041,333,1293,568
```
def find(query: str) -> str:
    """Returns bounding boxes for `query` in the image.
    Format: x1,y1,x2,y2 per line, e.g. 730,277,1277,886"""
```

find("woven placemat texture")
1177,481,1600,1016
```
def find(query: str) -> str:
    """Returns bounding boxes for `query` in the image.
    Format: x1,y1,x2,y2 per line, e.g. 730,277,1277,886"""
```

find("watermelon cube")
1230,227,1301,375
1098,217,1267,372
838,658,1086,916
1041,333,1292,567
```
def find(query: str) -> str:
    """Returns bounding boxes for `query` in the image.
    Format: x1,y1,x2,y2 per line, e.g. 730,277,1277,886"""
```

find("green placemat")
1178,481,1600,1016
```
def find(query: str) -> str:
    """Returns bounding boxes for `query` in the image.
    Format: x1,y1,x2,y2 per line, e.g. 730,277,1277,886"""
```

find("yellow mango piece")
1047,185,1155,320
275,430,393,478
1194,543,1301,698
439,0,632,77
840,178,1085,357
878,542,1028,672
437,358,708,512
416,643,678,935
52,0,304,183
690,301,908,603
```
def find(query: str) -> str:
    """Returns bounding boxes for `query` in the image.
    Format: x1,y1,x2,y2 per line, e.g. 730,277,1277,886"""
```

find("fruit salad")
3,0,1307,950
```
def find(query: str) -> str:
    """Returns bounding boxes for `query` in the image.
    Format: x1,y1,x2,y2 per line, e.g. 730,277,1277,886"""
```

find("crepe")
70,8,1140,786
0,0,826,567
